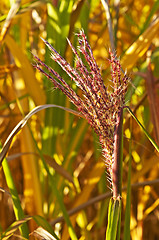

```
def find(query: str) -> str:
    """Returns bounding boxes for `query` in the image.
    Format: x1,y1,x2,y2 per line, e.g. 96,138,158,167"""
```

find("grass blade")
33,215,60,240
1,215,59,240
126,106,159,152
123,121,132,240
1,216,31,240
106,197,121,240
43,0,73,156
1,150,29,238
0,104,82,165
31,227,58,240
121,17,159,70
4,34,46,107
27,122,78,240
0,0,21,42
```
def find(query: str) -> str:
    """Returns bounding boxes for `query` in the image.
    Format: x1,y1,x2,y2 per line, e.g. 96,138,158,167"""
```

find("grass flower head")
34,30,128,191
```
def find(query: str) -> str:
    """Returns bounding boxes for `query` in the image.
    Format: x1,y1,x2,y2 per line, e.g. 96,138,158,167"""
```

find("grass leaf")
0,104,82,165
106,198,121,240
126,106,159,152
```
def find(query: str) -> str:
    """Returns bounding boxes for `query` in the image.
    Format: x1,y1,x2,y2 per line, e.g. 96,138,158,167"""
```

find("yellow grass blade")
0,0,21,42
121,17,159,70
4,34,46,107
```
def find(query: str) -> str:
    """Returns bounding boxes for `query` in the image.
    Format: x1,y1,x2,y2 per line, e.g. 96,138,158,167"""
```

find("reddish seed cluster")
34,30,128,186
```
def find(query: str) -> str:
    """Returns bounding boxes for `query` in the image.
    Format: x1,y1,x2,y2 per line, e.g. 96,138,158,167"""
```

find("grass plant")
0,0,159,239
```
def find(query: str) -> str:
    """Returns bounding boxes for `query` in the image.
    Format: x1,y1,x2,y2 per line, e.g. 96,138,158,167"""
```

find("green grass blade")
1,151,29,238
63,118,88,168
1,216,32,240
126,106,159,152
28,125,78,240
43,1,74,156
140,0,159,35
1,215,59,240
106,197,121,240
123,121,132,240
117,203,122,240
33,215,60,240
0,94,28,111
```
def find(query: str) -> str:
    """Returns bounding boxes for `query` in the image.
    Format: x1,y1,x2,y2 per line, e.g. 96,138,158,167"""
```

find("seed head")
34,30,128,188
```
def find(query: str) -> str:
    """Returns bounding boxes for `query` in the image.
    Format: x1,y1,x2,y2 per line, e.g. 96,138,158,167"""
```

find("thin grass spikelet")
34,30,128,192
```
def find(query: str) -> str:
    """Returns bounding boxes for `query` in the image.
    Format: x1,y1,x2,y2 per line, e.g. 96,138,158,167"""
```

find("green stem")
106,108,123,240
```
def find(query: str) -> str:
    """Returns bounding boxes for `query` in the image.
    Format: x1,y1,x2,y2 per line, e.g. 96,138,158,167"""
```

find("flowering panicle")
34,30,128,189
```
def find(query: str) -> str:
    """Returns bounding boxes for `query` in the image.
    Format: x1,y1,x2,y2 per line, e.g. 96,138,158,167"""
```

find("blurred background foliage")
0,0,159,239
